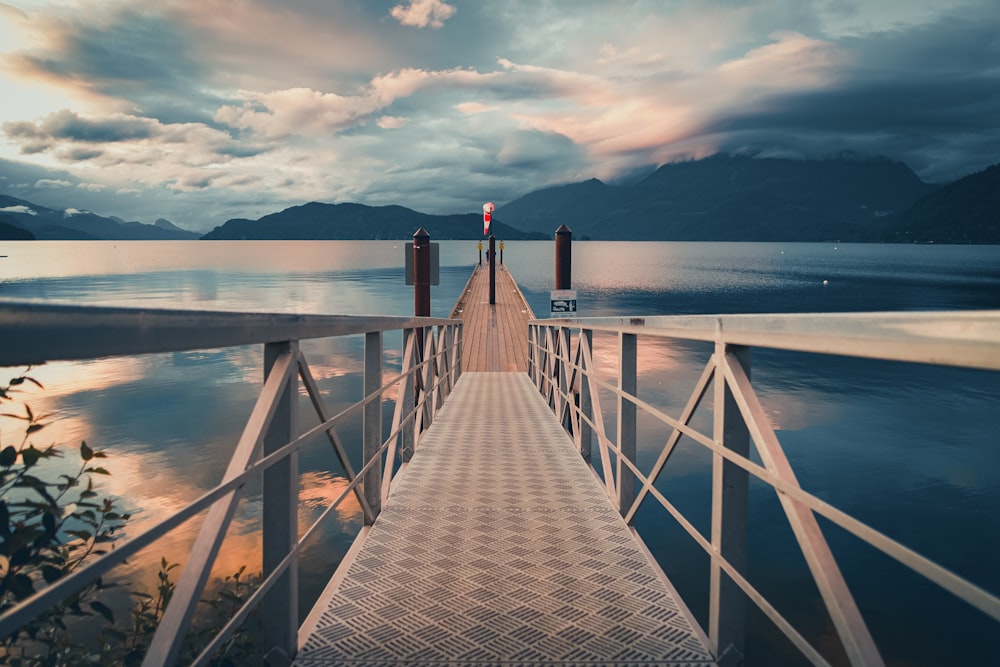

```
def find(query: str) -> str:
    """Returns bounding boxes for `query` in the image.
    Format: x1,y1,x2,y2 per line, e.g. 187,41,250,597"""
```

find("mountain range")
2,153,998,243
881,163,1000,244
499,153,943,241
200,202,548,240
0,195,199,240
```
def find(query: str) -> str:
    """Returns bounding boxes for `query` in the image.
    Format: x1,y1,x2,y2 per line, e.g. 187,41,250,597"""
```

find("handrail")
0,301,457,365
542,310,1000,370
528,310,1000,667
0,302,462,665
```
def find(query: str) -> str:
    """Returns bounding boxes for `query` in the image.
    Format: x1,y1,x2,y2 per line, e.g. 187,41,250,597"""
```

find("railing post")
363,331,383,525
439,325,452,400
579,329,593,463
455,322,463,383
710,343,750,665
401,328,416,462
262,341,298,660
527,324,536,384
617,332,637,516
421,326,435,429
435,325,448,406
558,327,571,432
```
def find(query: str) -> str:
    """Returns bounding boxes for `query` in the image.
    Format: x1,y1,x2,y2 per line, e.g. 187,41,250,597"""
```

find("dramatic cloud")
34,178,71,188
0,0,997,231
391,0,456,29
0,205,36,215
376,116,409,129
5,109,155,144
213,67,500,139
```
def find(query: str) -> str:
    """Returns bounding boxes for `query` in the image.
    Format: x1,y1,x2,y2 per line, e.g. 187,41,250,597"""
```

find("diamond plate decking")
294,373,717,666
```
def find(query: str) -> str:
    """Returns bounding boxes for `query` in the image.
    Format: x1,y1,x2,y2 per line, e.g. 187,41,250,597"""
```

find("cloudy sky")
1,0,998,232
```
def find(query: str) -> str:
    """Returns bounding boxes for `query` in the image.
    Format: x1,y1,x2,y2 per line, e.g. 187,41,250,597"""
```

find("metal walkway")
294,372,716,666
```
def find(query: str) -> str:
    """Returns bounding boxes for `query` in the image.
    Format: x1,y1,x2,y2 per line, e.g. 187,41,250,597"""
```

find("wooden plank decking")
451,263,534,372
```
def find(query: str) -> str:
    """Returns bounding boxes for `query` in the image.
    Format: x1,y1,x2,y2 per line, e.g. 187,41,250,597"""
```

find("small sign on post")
404,242,440,285
550,289,577,314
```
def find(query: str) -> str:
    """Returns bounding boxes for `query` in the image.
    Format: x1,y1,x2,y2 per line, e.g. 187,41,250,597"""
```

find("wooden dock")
450,263,534,372
293,264,717,666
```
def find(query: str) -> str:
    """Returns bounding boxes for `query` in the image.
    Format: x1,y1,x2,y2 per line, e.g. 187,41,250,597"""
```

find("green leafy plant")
0,369,128,665
0,370,261,666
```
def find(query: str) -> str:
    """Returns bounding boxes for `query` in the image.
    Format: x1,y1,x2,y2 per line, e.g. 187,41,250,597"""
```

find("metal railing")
0,302,462,666
528,310,1000,667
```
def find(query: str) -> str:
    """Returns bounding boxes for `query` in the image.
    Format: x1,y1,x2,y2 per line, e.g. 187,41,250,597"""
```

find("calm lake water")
1,240,999,666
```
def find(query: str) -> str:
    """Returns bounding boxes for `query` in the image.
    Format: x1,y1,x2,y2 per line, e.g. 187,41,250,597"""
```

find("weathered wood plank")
453,264,533,373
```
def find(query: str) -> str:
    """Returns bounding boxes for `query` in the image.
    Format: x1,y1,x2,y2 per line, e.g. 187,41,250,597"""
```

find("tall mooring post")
555,224,572,289
488,235,496,305
413,228,430,381
413,228,431,318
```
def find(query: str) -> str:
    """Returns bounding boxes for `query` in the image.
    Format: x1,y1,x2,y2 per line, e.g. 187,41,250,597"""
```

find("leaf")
10,546,33,567
25,423,46,435
8,377,24,386
0,446,15,467
21,447,40,468
42,511,56,536
42,565,63,583
24,376,44,390
7,573,34,600
80,442,94,461
84,467,110,476
90,600,115,624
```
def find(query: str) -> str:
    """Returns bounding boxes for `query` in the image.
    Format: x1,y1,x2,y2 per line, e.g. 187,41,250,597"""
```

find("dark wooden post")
500,240,504,264
477,240,483,266
488,235,496,305
413,228,430,373
555,224,572,289
413,228,430,317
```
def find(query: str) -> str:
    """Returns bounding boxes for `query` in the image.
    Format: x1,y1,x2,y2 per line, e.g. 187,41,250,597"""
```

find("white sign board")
550,289,577,314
